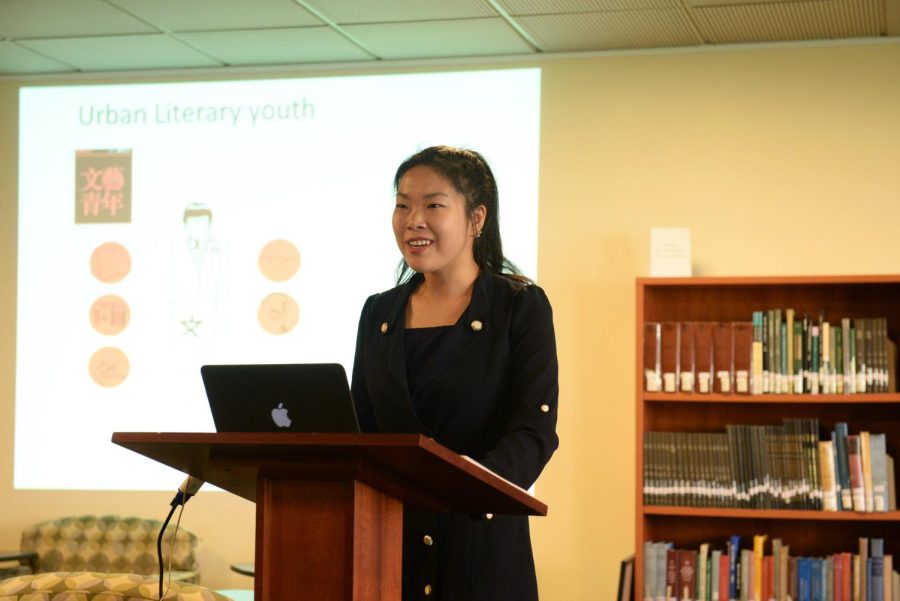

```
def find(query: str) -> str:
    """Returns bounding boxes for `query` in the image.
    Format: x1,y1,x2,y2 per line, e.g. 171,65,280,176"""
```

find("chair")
0,571,234,600
0,515,201,583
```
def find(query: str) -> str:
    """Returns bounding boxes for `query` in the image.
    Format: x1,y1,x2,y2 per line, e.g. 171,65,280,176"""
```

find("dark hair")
393,145,522,284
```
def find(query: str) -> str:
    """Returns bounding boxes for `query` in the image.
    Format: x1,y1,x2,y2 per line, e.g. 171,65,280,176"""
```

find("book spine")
835,423,853,511
871,539,885,601
819,440,839,511
848,435,866,512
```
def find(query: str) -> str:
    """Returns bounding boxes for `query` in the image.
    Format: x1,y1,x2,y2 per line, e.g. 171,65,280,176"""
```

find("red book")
719,554,730,601
840,553,852,601
678,549,697,601
763,555,773,601
667,549,678,601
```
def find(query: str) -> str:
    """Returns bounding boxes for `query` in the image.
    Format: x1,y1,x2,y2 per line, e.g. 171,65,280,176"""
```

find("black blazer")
351,270,559,601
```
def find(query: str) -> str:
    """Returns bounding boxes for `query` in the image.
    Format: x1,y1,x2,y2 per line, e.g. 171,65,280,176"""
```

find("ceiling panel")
517,9,701,52
0,41,74,74
17,34,223,72
341,18,533,59
0,0,156,38
108,0,324,31
300,0,497,23
497,0,680,15
180,27,375,65
0,0,896,76
693,0,884,44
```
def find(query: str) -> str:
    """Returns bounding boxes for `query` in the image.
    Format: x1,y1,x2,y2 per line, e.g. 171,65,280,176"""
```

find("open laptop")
201,363,360,433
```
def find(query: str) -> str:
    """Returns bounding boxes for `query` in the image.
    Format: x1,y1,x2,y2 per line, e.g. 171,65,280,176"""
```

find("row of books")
643,316,895,395
643,421,896,512
643,537,897,601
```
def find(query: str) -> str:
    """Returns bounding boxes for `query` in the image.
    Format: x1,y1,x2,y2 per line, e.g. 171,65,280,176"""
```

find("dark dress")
351,270,559,601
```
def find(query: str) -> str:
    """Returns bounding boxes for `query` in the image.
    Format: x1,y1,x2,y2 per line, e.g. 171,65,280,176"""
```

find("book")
856,318,867,393
661,322,681,393
872,539,885,601
645,322,662,392
700,543,711,601
680,322,697,393
680,549,698,601
733,321,753,394
644,541,657,601
695,322,715,394
834,423,853,511
811,325,821,394
719,552,730,601
656,542,673,601
884,555,892,601
799,557,812,601
861,431,875,512
786,309,795,393
714,322,734,394
754,535,768,601
870,433,889,512
840,553,853,601
860,538,870,601
752,311,764,394
888,455,897,511
843,317,854,393
819,440,839,511
667,548,679,601
712,549,722,601
728,536,742,601
848,435,866,512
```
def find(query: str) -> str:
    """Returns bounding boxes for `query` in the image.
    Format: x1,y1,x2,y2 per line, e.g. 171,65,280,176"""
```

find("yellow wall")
2,41,899,598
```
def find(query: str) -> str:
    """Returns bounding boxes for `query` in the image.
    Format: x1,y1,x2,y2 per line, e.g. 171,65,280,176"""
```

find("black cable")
157,503,178,601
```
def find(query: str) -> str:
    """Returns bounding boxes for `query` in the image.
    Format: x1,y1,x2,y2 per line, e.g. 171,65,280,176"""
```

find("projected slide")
15,69,541,490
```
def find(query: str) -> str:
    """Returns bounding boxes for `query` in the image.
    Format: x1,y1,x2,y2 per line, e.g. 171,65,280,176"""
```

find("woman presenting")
351,146,559,601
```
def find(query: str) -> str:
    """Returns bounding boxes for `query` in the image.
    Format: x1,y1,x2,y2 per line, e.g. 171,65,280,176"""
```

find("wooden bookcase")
635,275,900,601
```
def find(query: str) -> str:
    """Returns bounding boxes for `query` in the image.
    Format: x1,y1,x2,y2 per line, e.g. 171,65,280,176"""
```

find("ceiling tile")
17,34,223,72
180,28,374,65
0,0,155,38
498,0,679,14
0,40,76,74
341,18,535,59
692,0,884,44
516,10,700,51
108,0,324,31
301,0,497,23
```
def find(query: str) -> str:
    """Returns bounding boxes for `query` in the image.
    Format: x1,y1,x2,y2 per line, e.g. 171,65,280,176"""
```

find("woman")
351,146,559,601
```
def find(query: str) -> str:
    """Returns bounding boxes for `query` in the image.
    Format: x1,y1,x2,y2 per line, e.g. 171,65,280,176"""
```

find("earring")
473,230,482,239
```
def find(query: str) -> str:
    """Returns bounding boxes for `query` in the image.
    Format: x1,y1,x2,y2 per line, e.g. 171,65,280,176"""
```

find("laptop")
201,363,360,433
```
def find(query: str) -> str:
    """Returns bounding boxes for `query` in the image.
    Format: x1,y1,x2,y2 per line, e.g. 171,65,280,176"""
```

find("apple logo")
271,402,292,428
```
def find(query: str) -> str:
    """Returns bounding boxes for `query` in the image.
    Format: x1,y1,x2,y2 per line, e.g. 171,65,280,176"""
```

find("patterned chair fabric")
19,516,200,584
0,571,232,600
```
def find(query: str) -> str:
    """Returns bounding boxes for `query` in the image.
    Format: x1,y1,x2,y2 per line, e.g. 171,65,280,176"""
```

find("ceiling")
1,0,898,76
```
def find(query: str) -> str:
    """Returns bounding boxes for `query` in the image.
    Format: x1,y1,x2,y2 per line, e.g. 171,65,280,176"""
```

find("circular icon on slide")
258,293,300,335
89,347,130,387
90,242,132,283
89,295,131,335
259,239,300,282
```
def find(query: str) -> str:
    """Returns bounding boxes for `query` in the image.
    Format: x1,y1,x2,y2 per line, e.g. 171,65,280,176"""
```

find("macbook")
201,363,360,433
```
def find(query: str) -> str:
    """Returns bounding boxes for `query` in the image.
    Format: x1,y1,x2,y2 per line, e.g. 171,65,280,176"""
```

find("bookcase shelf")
644,393,900,404
644,506,900,521
635,275,900,601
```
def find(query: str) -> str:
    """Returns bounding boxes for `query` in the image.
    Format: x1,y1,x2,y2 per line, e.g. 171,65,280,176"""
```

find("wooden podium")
112,432,547,601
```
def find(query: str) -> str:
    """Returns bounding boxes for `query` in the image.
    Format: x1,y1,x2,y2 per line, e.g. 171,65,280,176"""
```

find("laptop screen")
201,363,360,433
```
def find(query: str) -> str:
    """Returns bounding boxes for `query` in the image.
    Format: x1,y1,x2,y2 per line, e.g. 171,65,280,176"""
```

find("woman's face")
393,165,484,278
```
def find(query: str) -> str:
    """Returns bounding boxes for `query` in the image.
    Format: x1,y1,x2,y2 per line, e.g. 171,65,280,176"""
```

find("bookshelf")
635,275,900,601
